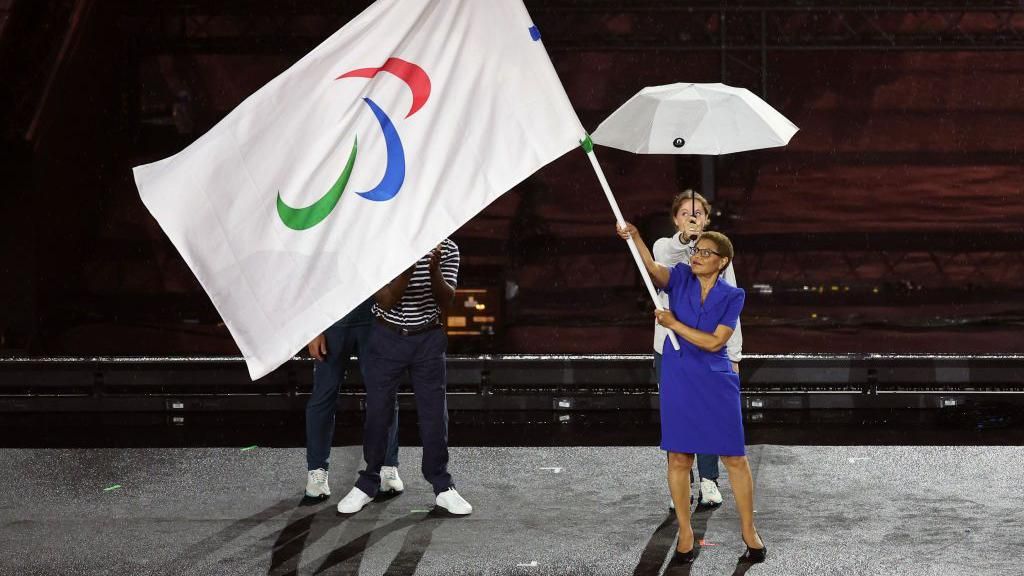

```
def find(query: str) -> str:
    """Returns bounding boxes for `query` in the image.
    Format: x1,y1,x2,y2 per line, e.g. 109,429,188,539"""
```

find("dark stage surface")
2,444,1022,575
3,357,1023,575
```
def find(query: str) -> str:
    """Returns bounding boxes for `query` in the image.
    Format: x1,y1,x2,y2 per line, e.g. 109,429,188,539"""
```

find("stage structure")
2,355,1023,417
1,0,1022,360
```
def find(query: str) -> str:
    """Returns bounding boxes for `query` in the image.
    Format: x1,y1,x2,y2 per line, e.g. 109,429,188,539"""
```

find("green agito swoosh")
276,136,358,231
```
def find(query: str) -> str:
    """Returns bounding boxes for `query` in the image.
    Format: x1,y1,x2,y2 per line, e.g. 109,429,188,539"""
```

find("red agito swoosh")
337,58,431,118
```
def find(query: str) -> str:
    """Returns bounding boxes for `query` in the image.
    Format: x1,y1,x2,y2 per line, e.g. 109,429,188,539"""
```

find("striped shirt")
372,238,459,327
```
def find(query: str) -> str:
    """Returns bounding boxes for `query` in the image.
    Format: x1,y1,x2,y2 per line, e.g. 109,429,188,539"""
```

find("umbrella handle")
581,136,681,352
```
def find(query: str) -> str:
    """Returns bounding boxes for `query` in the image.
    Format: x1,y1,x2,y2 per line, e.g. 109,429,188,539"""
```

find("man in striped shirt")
336,238,473,515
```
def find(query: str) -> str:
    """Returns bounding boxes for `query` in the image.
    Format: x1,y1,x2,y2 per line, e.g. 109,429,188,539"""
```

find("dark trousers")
306,320,399,471
356,323,452,497
654,351,720,481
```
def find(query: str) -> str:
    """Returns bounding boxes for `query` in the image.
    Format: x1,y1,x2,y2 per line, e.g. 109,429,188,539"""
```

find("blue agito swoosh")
356,97,405,202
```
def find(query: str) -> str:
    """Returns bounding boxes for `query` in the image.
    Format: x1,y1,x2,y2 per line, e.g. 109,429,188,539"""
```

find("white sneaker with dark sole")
435,488,472,515
337,486,373,514
380,466,404,493
305,469,330,498
699,478,723,506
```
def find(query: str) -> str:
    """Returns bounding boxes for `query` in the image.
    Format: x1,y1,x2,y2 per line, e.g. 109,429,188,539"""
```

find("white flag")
133,0,584,379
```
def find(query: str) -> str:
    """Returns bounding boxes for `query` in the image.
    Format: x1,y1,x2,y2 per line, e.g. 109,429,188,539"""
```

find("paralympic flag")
133,0,585,379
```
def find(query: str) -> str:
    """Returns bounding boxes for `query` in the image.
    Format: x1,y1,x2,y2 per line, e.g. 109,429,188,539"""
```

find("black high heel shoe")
672,539,697,565
739,533,767,563
672,549,696,565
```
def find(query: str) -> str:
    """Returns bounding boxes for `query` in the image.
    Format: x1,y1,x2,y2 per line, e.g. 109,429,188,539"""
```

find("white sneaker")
699,478,723,506
380,466,404,493
435,488,473,515
305,468,330,498
336,486,373,514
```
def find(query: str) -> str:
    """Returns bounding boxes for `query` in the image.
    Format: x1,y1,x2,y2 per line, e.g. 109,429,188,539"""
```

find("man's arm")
375,264,415,310
307,333,327,361
430,245,456,315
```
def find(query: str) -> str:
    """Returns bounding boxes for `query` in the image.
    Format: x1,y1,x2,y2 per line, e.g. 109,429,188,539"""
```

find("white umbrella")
580,82,797,350
591,82,798,155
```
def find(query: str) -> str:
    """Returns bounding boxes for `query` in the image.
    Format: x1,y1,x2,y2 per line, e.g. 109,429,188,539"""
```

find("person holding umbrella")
616,222,766,565
653,190,743,508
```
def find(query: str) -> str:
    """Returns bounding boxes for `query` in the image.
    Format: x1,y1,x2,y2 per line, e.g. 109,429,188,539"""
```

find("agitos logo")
276,58,431,231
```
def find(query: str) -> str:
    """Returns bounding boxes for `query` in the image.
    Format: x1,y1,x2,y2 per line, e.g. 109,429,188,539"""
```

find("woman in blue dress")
617,223,766,566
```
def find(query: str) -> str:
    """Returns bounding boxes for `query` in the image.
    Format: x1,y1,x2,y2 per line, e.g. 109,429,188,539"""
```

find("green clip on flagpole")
580,134,681,351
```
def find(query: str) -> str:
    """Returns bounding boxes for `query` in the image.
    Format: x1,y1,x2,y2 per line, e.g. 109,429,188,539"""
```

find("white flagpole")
580,135,681,351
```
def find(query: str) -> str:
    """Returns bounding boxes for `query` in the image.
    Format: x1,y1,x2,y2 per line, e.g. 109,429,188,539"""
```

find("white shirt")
652,233,743,362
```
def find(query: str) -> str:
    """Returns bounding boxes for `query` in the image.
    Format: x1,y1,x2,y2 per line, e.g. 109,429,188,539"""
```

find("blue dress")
660,262,747,456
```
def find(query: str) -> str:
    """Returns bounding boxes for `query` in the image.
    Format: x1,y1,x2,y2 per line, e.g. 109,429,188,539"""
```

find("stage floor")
2,445,1022,575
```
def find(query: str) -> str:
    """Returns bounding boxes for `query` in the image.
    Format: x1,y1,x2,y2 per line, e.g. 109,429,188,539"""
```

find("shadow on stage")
631,502,768,575
269,491,443,576
158,492,769,575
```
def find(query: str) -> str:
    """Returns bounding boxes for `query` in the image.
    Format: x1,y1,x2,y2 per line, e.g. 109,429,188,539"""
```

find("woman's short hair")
698,231,734,263
670,190,711,220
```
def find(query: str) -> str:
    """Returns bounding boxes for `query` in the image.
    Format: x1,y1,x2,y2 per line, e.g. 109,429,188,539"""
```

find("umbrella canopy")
591,82,798,155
